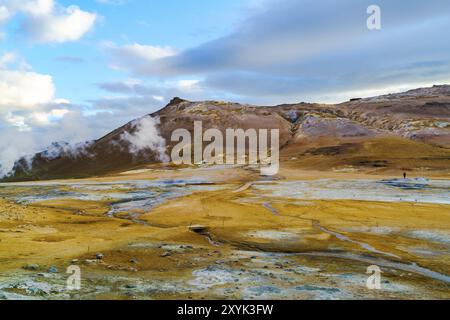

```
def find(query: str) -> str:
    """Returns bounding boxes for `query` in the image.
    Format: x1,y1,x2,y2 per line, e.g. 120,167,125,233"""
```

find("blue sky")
1,0,249,105
0,0,450,174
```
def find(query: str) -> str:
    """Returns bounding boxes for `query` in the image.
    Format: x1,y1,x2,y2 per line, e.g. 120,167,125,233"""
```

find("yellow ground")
0,176,449,299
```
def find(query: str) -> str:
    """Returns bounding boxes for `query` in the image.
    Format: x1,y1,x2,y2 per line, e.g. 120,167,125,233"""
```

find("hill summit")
3,85,450,181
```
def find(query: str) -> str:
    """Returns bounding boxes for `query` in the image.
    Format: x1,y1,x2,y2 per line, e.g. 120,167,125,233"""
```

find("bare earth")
0,166,449,300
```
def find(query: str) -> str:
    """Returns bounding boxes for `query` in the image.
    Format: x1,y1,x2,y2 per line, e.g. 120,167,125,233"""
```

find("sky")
0,0,450,174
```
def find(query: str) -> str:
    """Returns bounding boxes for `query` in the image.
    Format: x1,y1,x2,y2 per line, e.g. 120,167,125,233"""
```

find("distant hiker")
403,172,407,179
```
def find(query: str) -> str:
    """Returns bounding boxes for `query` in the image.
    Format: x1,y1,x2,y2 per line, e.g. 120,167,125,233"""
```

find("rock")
160,252,171,257
48,266,58,273
189,225,209,233
84,259,97,265
96,253,104,260
23,264,40,271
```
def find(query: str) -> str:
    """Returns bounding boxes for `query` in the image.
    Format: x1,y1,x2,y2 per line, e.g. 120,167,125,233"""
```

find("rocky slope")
3,85,450,181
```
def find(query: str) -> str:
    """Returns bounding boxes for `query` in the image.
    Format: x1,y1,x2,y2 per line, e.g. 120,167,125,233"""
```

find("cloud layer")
104,0,450,103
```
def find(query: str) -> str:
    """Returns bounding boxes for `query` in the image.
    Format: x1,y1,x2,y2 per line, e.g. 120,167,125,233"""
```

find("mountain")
3,85,450,181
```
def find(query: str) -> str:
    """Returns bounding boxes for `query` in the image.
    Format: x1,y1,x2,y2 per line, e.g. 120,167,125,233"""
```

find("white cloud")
0,5,11,23
95,77,207,109
0,5,11,40
121,44,176,60
152,95,164,102
2,0,96,43
52,98,70,104
176,79,201,92
0,69,55,108
10,0,54,16
0,52,16,67
104,42,177,74
21,5,97,43
5,113,30,131
31,108,69,125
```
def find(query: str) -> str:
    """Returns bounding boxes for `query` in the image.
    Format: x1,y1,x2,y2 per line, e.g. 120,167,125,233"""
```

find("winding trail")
297,252,450,283
256,198,450,284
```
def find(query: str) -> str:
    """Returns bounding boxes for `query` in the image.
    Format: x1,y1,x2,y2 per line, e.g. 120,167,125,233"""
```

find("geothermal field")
0,164,449,300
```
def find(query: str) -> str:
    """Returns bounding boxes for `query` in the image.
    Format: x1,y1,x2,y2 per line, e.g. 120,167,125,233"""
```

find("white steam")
40,141,93,160
0,129,38,177
0,110,98,178
120,115,169,162
0,113,168,178
0,140,94,177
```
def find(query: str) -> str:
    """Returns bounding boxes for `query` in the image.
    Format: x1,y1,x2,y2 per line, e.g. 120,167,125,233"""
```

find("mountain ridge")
3,85,450,181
